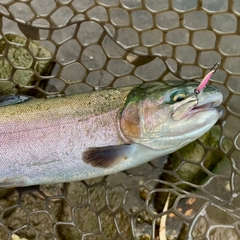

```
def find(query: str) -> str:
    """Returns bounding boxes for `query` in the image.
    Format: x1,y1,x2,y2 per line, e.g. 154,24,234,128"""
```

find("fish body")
0,82,223,187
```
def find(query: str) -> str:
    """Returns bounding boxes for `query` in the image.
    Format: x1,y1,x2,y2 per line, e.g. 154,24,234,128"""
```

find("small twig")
159,193,170,240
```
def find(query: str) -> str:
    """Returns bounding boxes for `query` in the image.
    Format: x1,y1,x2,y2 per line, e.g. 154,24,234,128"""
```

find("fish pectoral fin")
0,95,33,107
83,144,133,168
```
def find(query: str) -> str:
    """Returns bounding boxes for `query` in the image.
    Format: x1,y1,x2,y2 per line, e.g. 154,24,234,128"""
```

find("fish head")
120,82,223,151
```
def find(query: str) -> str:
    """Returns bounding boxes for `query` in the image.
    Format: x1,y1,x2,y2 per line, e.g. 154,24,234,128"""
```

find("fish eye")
172,92,186,102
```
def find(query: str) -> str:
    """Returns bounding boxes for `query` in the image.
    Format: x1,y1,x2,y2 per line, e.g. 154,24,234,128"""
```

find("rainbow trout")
0,82,222,187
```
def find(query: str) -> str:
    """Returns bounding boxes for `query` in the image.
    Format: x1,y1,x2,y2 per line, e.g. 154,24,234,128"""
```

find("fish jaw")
172,84,223,121
169,84,223,141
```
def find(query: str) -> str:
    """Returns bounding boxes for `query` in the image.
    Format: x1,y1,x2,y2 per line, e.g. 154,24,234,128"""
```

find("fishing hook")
194,60,221,95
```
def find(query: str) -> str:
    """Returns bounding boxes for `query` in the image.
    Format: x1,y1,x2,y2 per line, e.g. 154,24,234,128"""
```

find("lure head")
120,82,223,151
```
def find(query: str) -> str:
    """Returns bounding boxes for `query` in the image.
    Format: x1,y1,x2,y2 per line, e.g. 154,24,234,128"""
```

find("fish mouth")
190,92,223,115
172,91,223,121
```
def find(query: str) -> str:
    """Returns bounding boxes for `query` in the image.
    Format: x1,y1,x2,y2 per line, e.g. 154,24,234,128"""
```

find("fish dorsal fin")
83,144,133,168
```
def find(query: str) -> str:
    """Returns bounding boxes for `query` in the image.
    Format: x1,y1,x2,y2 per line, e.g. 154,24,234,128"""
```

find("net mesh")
0,0,240,239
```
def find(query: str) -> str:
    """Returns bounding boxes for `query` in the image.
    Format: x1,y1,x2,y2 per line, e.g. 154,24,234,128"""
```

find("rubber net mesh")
0,0,240,239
